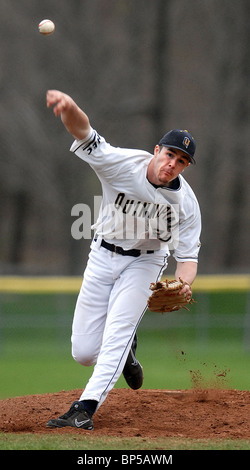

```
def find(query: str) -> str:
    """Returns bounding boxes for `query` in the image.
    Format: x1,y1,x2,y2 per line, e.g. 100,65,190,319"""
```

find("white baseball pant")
71,240,167,409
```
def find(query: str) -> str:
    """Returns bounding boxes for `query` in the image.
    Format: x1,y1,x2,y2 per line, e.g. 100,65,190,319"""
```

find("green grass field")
0,332,250,399
1,433,250,451
0,289,250,450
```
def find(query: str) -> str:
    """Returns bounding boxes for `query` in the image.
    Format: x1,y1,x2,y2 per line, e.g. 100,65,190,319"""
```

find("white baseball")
38,19,55,35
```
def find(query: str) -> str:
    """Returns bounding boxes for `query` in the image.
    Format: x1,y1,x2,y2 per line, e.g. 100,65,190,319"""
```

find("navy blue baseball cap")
158,129,196,163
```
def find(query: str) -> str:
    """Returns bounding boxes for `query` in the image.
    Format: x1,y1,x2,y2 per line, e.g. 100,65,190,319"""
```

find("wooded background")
0,0,249,275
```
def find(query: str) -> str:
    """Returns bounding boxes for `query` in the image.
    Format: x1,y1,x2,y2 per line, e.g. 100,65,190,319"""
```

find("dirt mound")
1,388,250,439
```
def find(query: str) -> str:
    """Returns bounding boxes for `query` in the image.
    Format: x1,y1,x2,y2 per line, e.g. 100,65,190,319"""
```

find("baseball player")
46,90,201,430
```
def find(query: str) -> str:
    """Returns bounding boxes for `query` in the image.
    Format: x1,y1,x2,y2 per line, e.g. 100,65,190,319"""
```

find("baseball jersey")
70,128,201,262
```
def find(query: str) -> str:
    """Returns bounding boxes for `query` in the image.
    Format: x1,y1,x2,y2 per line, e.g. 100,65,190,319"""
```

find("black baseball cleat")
46,401,93,430
123,334,143,390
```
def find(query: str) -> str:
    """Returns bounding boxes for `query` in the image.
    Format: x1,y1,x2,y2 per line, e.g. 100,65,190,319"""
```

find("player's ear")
182,161,190,172
154,145,160,157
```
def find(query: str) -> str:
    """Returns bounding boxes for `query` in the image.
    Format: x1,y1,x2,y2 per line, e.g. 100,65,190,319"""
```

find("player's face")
152,146,190,185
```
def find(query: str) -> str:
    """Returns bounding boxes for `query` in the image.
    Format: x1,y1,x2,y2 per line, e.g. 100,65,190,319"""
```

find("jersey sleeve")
70,127,110,165
172,199,201,263
70,128,126,182
70,127,151,182
70,127,129,180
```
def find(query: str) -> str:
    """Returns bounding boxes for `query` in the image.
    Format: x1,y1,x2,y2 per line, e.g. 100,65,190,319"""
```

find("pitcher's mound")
1,388,250,439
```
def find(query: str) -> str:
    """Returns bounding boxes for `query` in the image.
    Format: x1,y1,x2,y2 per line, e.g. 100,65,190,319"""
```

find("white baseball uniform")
70,128,201,408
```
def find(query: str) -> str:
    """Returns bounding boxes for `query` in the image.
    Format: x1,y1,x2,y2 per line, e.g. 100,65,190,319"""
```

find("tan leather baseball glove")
147,278,195,313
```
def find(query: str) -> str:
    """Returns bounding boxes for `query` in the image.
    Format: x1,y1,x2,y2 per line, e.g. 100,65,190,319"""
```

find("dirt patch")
1,388,250,439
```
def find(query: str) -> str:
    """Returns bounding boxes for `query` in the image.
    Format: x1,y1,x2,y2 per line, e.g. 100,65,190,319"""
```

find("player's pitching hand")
46,90,74,118
46,90,90,140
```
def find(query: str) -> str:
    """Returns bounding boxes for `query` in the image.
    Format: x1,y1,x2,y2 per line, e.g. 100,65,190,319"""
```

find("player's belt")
100,239,154,257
